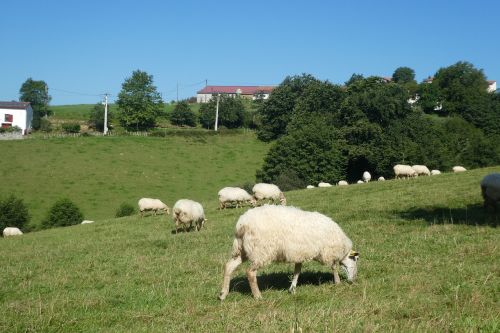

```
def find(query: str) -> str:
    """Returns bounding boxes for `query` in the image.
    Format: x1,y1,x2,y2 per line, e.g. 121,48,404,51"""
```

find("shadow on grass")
398,204,498,227
229,271,335,295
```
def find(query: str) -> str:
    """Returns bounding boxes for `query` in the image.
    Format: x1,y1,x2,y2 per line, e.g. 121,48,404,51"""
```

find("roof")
0,101,31,110
487,80,496,84
197,86,275,95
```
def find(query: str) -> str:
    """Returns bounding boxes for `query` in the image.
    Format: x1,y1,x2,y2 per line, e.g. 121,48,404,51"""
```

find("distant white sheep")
3,227,23,237
393,164,417,179
337,180,348,186
306,185,315,189
453,166,467,173
81,220,94,224
481,173,500,210
431,170,441,176
218,187,256,209
252,183,286,205
318,182,332,188
412,165,431,176
362,171,371,183
218,205,359,300
378,177,385,181
172,199,206,233
138,198,170,217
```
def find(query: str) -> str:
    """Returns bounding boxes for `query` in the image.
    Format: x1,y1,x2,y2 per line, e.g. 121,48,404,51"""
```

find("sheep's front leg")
289,263,302,294
247,266,262,299
218,256,242,300
332,262,341,284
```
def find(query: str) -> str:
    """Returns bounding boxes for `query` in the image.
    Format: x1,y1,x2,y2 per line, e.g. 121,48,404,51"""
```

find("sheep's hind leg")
247,265,262,299
288,263,302,294
218,256,243,300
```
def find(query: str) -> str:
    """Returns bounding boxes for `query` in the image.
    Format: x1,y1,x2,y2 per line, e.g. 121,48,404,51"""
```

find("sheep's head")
249,197,257,207
279,192,287,206
341,250,359,282
164,206,170,215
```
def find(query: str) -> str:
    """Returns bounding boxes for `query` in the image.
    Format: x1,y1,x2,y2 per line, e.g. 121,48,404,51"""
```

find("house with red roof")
0,102,33,135
196,86,275,103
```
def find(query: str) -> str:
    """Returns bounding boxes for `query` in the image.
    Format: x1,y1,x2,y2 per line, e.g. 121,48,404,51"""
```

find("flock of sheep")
2,169,499,301
306,164,469,188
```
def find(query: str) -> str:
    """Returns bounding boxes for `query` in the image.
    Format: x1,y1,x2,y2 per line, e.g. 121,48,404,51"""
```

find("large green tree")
256,74,319,141
199,95,245,129
19,78,52,130
392,67,416,84
170,101,196,127
116,70,164,131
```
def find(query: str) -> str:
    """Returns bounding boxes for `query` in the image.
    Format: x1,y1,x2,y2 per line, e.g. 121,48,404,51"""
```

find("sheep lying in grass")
481,173,500,211
318,182,332,187
3,227,23,237
252,183,286,206
412,165,431,176
218,187,256,209
172,199,206,233
138,198,170,217
357,180,364,184
393,164,417,179
81,220,94,224
306,185,315,189
378,177,385,181
337,180,348,186
453,166,467,173
362,171,371,182
431,170,441,175
218,205,359,300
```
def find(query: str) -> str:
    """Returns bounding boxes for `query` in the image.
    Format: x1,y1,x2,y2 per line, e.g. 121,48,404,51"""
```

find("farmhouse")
0,102,33,135
197,86,275,103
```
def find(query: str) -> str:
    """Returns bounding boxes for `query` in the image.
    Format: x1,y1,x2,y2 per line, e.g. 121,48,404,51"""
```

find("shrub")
274,170,308,191
0,126,22,134
115,202,135,217
61,123,81,133
170,101,197,127
42,198,83,229
0,194,30,232
39,118,52,132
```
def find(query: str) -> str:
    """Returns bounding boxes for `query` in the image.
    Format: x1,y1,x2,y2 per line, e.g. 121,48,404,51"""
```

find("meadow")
0,164,498,332
0,132,268,226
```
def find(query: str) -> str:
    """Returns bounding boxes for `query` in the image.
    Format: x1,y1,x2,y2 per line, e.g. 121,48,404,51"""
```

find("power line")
50,87,105,97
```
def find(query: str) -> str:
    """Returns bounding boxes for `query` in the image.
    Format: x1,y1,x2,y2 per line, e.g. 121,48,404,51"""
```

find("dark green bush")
61,123,81,133
115,202,135,217
274,170,308,191
39,118,52,132
0,126,22,134
170,101,197,127
42,198,84,229
0,194,30,232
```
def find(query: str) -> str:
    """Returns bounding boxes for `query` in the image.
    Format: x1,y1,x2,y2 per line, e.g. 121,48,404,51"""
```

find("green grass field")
1,164,498,332
0,132,268,226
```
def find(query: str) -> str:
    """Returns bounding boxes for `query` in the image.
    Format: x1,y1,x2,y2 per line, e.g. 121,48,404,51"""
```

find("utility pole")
103,93,109,135
176,81,179,102
205,79,208,87
214,94,220,131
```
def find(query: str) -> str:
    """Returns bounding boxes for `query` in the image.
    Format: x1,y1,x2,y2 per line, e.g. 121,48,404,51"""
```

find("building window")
1,123,12,128
4,114,13,122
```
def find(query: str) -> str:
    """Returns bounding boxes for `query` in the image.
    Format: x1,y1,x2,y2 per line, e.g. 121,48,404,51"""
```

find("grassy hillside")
0,132,268,225
1,166,498,331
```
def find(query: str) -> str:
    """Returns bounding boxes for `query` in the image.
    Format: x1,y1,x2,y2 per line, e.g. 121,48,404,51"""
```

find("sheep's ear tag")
349,250,360,258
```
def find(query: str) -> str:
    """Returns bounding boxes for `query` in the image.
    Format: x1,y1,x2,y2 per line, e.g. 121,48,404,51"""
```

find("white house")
196,86,275,103
487,80,497,93
0,102,33,135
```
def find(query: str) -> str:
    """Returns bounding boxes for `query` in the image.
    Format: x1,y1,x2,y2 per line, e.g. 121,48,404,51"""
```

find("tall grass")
0,166,498,331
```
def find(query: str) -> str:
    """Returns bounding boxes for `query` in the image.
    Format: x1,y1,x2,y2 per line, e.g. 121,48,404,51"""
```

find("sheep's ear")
349,250,360,258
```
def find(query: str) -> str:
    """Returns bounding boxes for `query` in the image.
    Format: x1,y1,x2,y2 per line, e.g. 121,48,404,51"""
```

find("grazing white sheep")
252,183,286,206
218,205,359,300
172,199,206,233
431,170,441,176
357,180,364,184
218,187,256,209
378,177,385,181
306,185,315,189
3,227,23,237
337,180,348,186
412,165,431,176
393,164,417,179
453,166,467,173
481,173,500,210
318,182,332,188
138,198,170,217
362,171,372,182
81,220,94,224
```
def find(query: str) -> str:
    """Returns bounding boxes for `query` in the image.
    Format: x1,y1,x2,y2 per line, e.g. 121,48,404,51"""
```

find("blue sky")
1,0,498,105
